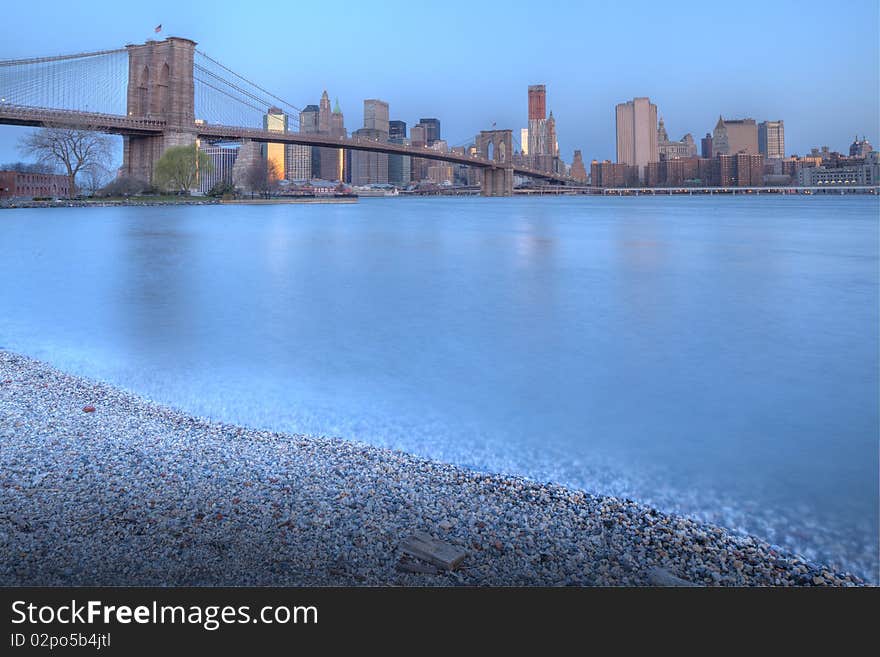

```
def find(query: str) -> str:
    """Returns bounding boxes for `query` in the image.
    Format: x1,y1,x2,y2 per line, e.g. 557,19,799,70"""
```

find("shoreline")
0,350,864,586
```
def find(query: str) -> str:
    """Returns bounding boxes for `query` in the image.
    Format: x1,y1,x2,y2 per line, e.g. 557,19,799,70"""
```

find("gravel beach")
0,350,864,586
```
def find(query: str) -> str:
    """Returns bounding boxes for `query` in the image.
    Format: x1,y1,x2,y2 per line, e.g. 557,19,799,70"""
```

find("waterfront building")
615,96,659,182
0,169,70,199
758,120,785,159
712,116,758,155
701,133,713,159
263,107,287,182
590,159,639,188
797,151,879,186
197,144,238,193
427,164,454,185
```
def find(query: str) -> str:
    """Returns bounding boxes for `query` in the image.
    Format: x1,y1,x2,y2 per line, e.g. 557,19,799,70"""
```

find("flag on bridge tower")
154,24,162,33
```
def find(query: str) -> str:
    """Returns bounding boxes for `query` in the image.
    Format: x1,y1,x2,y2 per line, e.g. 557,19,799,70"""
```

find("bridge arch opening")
487,142,494,161
152,62,170,115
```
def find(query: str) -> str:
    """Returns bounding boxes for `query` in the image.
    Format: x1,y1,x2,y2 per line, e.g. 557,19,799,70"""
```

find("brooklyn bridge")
0,36,580,196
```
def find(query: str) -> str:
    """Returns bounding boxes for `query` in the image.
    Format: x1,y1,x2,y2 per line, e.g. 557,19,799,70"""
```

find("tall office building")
389,120,407,141
350,128,389,185
701,133,713,159
299,104,319,180
713,117,758,156
410,123,428,182
364,99,390,135
388,120,410,187
329,98,346,181
264,107,287,181
351,99,390,185
758,120,785,159
528,84,546,121
520,128,529,155
615,96,659,181
570,150,587,182
417,118,441,145
286,145,311,181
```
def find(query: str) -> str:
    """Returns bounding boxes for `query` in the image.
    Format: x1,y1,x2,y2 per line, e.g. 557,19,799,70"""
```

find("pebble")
0,350,867,587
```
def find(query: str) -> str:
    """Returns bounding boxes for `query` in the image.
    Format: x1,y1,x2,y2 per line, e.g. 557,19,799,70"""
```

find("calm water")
1,196,877,580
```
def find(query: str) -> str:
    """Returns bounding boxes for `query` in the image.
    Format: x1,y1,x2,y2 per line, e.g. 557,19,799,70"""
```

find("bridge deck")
0,104,577,183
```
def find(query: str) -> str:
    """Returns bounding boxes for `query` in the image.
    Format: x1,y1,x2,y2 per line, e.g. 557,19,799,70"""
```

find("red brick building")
0,171,71,199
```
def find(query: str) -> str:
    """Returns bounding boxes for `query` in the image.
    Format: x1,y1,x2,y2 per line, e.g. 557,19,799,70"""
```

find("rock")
438,520,453,531
646,567,699,587
82,405,96,413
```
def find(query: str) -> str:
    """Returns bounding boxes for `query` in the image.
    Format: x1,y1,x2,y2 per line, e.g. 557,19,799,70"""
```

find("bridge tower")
477,130,514,197
121,37,198,183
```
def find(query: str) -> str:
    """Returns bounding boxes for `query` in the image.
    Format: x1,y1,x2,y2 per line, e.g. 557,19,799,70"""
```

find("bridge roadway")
0,104,575,184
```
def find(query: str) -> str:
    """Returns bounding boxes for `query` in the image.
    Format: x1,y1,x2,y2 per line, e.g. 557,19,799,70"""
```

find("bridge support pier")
122,131,196,183
231,140,263,192
121,37,197,185
481,167,514,197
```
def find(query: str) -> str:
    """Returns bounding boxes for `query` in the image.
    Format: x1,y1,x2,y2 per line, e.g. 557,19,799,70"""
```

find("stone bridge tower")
477,129,514,196
121,37,197,183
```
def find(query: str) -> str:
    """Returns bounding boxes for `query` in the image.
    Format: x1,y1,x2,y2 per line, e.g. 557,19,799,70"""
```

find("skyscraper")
263,107,287,182
713,117,758,156
615,97,659,181
389,120,407,140
351,99,390,185
758,120,785,159
528,84,546,121
701,133,713,159
364,99,390,135
417,118,441,145
520,128,529,155
410,124,428,182
299,104,320,180
388,120,410,187
329,98,346,181
570,150,587,182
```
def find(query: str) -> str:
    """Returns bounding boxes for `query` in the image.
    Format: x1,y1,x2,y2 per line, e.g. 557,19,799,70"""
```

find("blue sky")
1,0,878,166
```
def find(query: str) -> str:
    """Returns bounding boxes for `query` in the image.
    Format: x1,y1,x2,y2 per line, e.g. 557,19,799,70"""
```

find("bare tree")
19,125,114,198
242,159,281,198
80,162,112,196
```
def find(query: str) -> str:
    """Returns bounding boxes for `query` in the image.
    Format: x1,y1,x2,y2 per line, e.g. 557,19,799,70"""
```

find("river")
1,195,877,581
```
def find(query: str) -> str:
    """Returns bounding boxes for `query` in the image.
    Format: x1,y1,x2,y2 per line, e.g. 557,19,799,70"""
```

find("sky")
1,0,878,167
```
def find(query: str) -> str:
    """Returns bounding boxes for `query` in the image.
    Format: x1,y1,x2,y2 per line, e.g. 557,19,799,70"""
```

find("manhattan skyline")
0,0,877,166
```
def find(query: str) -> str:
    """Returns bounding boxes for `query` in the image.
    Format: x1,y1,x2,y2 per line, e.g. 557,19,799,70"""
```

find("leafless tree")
242,159,281,198
19,125,114,198
80,162,112,196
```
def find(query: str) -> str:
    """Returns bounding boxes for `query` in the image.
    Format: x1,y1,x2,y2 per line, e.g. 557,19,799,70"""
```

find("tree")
0,161,56,174
80,162,112,196
18,125,113,198
242,159,281,198
98,175,154,198
154,144,213,194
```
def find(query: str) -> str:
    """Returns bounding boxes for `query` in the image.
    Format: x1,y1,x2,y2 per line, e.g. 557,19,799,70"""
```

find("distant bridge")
0,38,580,196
